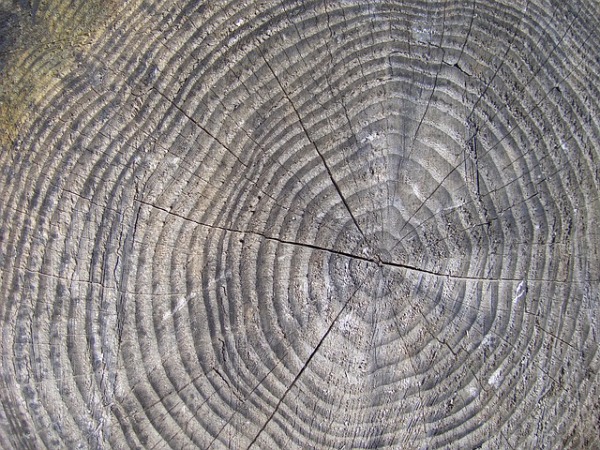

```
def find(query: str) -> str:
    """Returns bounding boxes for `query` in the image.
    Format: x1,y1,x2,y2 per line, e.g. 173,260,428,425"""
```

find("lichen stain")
0,0,120,147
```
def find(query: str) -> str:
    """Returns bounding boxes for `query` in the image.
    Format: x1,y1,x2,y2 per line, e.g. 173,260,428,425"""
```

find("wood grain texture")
1,1,599,448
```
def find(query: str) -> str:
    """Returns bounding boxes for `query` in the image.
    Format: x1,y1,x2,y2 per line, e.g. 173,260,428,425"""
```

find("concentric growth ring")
1,1,599,449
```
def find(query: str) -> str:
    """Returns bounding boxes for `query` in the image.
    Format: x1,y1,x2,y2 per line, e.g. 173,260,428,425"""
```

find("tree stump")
1,1,599,448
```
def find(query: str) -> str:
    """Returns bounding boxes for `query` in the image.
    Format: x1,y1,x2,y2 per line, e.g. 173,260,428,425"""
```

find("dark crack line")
465,0,529,124
87,53,328,233
256,47,369,245
406,6,447,163
207,359,286,449
275,1,384,243
135,198,593,284
455,0,476,68
397,180,542,246
394,2,554,253
246,281,364,449
152,87,248,169
480,2,585,148
394,6,455,242
398,87,592,253
91,14,360,243
136,197,386,268
392,15,593,256
345,3,382,241
389,3,530,237
281,1,378,242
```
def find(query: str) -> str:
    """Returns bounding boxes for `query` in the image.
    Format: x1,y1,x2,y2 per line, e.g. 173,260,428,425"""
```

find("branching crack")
135,198,583,284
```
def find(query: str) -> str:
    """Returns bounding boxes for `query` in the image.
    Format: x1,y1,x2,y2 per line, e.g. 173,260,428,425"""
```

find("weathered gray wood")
1,0,599,448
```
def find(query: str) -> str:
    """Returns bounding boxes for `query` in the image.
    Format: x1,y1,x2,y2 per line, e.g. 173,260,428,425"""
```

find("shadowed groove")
1,0,599,449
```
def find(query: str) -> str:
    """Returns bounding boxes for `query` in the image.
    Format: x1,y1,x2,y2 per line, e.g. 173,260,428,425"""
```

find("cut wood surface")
1,1,599,448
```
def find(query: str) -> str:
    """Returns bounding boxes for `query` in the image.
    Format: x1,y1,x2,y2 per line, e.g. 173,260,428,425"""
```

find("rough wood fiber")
1,1,599,449
0,0,119,145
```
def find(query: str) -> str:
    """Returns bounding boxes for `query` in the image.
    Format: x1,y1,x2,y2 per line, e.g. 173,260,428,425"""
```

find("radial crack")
137,198,589,284
257,47,369,245
246,281,364,449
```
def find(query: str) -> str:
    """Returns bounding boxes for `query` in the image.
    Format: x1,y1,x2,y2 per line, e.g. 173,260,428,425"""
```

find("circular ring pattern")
1,1,599,449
